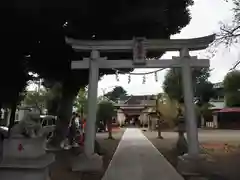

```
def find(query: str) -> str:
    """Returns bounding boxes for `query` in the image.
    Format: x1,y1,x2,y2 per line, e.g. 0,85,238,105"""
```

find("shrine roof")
120,95,156,105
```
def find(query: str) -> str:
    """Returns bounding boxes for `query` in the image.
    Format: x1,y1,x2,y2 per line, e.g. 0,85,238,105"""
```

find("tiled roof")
213,82,223,89
121,95,156,104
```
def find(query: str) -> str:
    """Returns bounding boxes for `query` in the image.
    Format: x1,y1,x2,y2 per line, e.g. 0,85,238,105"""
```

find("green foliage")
225,92,240,107
74,88,88,114
0,54,30,108
104,86,127,102
195,81,215,104
163,68,182,101
224,70,240,107
97,101,116,124
198,103,214,120
23,90,47,111
0,0,194,109
44,82,62,115
223,70,240,92
163,68,215,103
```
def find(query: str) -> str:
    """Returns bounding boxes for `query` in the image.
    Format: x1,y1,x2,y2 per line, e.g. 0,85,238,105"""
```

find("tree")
74,88,88,115
215,0,240,69
97,101,116,139
4,0,194,146
156,93,180,126
162,67,215,129
104,86,127,102
156,94,188,155
223,70,240,107
163,68,215,104
0,54,32,129
23,90,47,112
44,82,62,115
155,94,164,139
162,68,183,101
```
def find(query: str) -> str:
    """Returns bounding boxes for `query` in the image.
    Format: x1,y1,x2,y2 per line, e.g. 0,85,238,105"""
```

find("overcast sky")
98,0,238,96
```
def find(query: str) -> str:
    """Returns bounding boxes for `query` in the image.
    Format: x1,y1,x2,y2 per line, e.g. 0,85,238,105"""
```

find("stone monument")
0,111,55,180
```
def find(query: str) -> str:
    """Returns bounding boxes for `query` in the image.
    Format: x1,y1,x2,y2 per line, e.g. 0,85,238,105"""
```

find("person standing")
61,112,78,150
68,112,79,148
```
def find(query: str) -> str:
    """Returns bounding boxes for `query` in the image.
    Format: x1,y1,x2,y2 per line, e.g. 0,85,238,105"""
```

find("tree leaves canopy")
97,101,116,123
74,88,88,114
223,70,240,107
23,90,47,110
105,86,128,102
224,70,240,92
163,68,215,103
215,0,240,69
1,0,194,106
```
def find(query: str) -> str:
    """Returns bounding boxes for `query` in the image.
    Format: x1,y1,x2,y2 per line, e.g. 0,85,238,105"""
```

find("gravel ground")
49,129,125,180
143,129,240,180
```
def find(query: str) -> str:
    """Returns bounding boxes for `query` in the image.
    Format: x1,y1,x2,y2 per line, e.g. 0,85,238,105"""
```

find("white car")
40,115,57,139
0,126,8,139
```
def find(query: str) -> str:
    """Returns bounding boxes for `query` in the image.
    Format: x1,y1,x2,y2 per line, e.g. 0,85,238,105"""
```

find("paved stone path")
101,128,184,180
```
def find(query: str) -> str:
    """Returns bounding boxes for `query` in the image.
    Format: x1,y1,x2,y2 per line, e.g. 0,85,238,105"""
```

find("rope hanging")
113,67,167,84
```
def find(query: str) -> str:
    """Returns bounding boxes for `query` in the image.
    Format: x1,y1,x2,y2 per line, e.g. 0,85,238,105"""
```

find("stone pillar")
177,49,207,176
0,137,54,180
148,116,152,131
84,50,99,156
213,114,218,129
201,116,205,128
71,50,103,172
180,48,199,156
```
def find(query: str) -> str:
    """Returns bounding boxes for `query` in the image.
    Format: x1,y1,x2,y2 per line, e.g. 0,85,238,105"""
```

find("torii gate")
66,34,215,170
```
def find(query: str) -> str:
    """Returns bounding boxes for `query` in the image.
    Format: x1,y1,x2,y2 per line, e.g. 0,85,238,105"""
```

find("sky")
29,0,239,96
98,0,237,96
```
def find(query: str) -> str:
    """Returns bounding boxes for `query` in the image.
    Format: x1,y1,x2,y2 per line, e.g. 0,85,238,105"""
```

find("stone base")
177,153,208,176
0,167,50,180
0,153,55,169
45,143,62,152
0,154,54,180
71,153,103,172
3,137,46,159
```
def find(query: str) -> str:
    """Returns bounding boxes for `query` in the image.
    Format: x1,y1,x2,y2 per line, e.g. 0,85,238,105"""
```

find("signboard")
133,37,146,65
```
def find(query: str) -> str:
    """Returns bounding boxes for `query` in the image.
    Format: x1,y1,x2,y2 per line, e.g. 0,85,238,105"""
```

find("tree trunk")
8,103,17,135
107,119,114,139
3,109,9,126
148,117,152,131
176,131,188,156
201,115,205,128
157,120,163,139
47,98,60,116
176,119,188,156
48,84,79,148
0,103,2,120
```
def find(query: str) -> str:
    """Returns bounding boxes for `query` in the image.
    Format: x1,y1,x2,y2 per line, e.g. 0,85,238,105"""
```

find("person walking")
68,112,79,148
61,112,78,150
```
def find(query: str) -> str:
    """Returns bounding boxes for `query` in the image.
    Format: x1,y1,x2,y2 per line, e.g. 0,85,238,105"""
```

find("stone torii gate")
66,34,215,171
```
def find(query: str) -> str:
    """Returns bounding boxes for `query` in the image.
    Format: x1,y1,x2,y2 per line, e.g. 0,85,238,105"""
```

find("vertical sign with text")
133,37,146,65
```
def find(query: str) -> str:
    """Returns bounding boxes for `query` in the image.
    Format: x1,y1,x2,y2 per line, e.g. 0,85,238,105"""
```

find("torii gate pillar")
71,50,103,172
180,48,199,155
84,50,100,156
